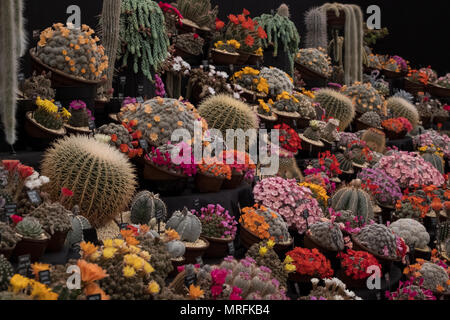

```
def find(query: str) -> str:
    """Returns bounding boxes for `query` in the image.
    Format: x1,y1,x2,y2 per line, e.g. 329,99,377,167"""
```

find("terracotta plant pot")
239,226,293,257
211,49,239,66
143,159,186,181
46,230,70,253
203,235,234,259
12,237,49,263
236,51,250,65
25,112,67,140
428,83,450,98
294,62,328,82
195,173,224,193
183,237,210,264
222,173,244,190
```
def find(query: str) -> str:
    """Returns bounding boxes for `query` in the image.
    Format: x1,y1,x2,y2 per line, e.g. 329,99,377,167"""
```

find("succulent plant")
389,219,429,250
357,168,402,207
321,119,340,143
0,254,13,291
22,72,55,100
359,111,381,128
166,208,202,243
353,223,400,259
176,0,218,30
166,240,186,259
36,23,108,81
193,204,237,240
33,97,68,130
335,153,354,172
361,128,385,153
41,135,137,228
293,93,317,119
137,234,174,282
30,202,72,235
393,89,414,103
301,278,361,300
331,180,374,224
420,146,445,174
198,94,259,138
240,205,290,242
303,120,322,141
259,67,294,97
309,221,345,251
174,33,204,56
67,100,93,128
0,222,20,250
413,130,450,159
65,206,92,249
277,153,304,181
415,95,448,120
337,132,360,150
417,262,449,292
97,123,132,149
295,48,332,77
386,279,436,300
16,217,46,239
130,191,167,226
341,82,385,115
314,89,355,130
386,97,420,128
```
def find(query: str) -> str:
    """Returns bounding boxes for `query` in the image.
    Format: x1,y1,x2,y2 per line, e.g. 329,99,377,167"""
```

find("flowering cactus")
357,167,402,206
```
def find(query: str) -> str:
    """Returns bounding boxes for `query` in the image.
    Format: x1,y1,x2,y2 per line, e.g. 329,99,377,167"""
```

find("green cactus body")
65,208,92,248
259,67,294,97
314,89,355,130
16,217,45,239
130,191,156,225
335,153,354,172
33,107,64,130
0,255,14,291
41,135,137,228
30,202,72,235
341,82,385,116
421,152,445,174
331,180,373,224
166,208,202,242
362,128,386,153
386,97,420,128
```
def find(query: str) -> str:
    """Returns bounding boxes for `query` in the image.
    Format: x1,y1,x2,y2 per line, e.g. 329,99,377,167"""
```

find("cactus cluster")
359,111,382,128
130,191,167,226
361,128,386,153
0,255,14,292
273,92,300,114
301,278,361,300
22,72,55,100
415,95,448,119
357,168,402,207
321,119,341,143
16,217,46,239
277,152,304,181
303,120,322,141
314,89,355,130
417,263,449,293
137,234,174,282
389,219,429,250
259,67,294,97
97,123,132,149
293,93,317,119
419,145,445,174
30,202,72,235
341,82,385,115
67,100,93,128
295,48,332,77
176,0,218,30
166,207,202,243
41,135,137,228
0,222,20,250
353,223,399,259
331,180,374,224
33,97,70,130
120,97,201,148
386,97,420,128
240,205,290,242
36,23,108,81
174,33,205,56
309,221,345,251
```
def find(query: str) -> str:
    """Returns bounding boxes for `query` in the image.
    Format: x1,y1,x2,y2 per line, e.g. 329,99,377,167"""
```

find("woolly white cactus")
389,218,430,250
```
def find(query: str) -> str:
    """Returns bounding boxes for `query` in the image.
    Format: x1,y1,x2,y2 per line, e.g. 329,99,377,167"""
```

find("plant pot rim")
294,61,328,80
351,234,402,262
26,112,67,136
211,48,239,56
299,134,325,147
143,157,189,178
202,235,234,243
241,224,293,246
273,109,301,119
240,87,267,98
197,171,228,181
64,123,91,134
181,18,211,32
253,105,277,121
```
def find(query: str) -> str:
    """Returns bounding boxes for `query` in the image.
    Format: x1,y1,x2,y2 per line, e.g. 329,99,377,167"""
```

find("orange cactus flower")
84,282,109,300
77,260,108,283
120,144,129,153
189,284,204,300
80,242,98,259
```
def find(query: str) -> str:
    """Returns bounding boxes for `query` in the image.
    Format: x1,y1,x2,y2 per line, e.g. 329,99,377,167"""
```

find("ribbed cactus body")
260,67,294,97
176,0,218,29
331,180,373,223
130,191,165,225
41,135,137,227
304,7,327,49
0,255,13,292
314,89,355,130
309,222,345,251
354,223,398,258
421,152,445,174
362,128,385,153
68,109,90,128
335,153,353,172
65,208,92,248
16,217,44,239
166,208,202,242
386,97,420,128
198,94,258,137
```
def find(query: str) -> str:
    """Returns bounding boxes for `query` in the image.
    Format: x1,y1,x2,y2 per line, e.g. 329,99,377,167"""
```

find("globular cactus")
393,90,414,103
174,33,204,56
273,93,300,113
361,128,386,153
30,202,72,235
303,120,322,141
16,217,45,239
68,101,93,128
335,153,354,172
130,191,167,226
358,111,381,128
309,221,345,251
321,119,340,143
259,67,294,97
120,97,201,148
0,254,14,291
198,94,259,138
65,206,92,248
35,23,108,81
166,207,202,243
41,135,137,228
0,222,20,250
166,240,186,259
22,72,55,100
417,262,449,292
389,219,429,250
136,233,174,282
33,97,70,130
353,223,399,258
420,146,445,174
314,89,355,130
331,179,374,224
337,132,359,150
304,7,327,49
386,97,420,128
295,48,332,77
176,0,218,30
341,82,385,115
294,93,317,119
97,123,132,149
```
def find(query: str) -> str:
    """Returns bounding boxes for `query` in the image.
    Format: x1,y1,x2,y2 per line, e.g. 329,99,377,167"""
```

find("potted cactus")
12,217,50,262
429,73,450,98
404,68,430,95
382,56,408,79
0,222,21,259
286,247,334,284
356,111,382,131
337,250,382,289
211,40,241,65
221,150,256,190
64,100,95,134
294,48,332,81
254,99,278,123
299,120,325,155
389,218,431,262
195,158,232,194
173,33,204,65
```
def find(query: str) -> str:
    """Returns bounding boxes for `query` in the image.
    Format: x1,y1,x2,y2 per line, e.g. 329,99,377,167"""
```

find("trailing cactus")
119,0,170,81
295,48,332,78
166,207,202,243
174,33,204,56
30,202,72,235
65,206,92,249
304,7,327,49
259,67,294,97
41,135,137,228
0,255,14,292
361,128,385,153
389,219,429,250
198,94,259,138
175,0,218,30
22,72,55,100
16,217,46,240
359,111,381,128
0,222,20,250
314,89,355,130
331,179,374,224
353,223,399,259
386,97,420,128
341,82,385,115
130,191,166,225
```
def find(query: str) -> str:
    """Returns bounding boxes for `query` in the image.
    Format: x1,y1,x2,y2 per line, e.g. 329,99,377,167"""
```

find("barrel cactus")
166,207,202,243
335,153,354,172
419,145,445,174
308,221,345,251
387,97,420,128
361,128,386,153
314,89,355,130
341,82,385,115
259,67,294,97
29,202,72,235
130,191,166,226
353,223,400,259
331,179,374,224
16,217,45,239
358,111,382,128
41,135,137,227
389,219,429,250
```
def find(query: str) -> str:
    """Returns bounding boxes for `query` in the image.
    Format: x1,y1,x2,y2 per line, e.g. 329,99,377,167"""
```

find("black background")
22,0,449,76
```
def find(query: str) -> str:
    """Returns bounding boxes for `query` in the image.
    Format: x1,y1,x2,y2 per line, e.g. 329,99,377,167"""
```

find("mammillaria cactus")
35,23,108,81
166,208,202,243
277,152,304,181
337,132,359,150
198,94,259,138
321,119,341,143
407,262,449,293
345,140,373,165
33,97,70,130
16,217,46,239
394,196,426,220
193,204,237,240
386,279,436,300
353,223,402,259
253,177,323,235
413,130,450,159
374,151,445,188
174,33,205,56
176,0,218,30
361,128,385,153
259,67,294,97
41,135,137,228
295,48,332,78
294,93,317,119
389,219,429,250
359,111,381,128
331,180,374,224
0,222,20,250
419,145,445,174
97,123,132,149
308,221,345,251
341,82,385,115
303,120,322,141
136,234,174,282
273,92,301,114
0,255,14,291
29,202,72,235
314,89,355,130
22,72,55,100
357,168,402,207
415,95,448,120
386,97,420,128
338,250,381,281
301,278,361,300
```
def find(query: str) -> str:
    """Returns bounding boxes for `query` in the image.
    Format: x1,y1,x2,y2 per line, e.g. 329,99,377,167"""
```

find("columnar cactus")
41,135,137,227
389,219,429,250
341,82,385,115
0,255,14,292
314,89,355,130
386,97,420,128
309,221,345,251
304,7,328,49
361,128,386,153
259,67,294,97
166,207,202,243
331,179,374,224
16,217,45,239
30,202,72,235
353,223,400,259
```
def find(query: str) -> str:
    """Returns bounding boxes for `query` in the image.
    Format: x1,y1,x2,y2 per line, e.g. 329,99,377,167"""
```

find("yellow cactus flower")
123,266,136,278
259,246,268,257
148,281,161,294
102,247,117,259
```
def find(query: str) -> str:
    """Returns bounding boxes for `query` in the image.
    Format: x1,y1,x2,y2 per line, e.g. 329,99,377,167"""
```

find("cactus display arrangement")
358,111,382,128
308,221,345,251
419,145,445,174
386,97,420,128
22,72,55,101
404,261,449,293
259,67,294,97
67,100,94,128
130,191,166,226
357,168,402,207
303,120,323,142
314,89,355,130
16,217,47,240
341,82,385,115
174,33,205,56
389,219,430,250
361,128,386,153
29,202,72,236
295,48,332,78
192,204,237,240
33,97,71,131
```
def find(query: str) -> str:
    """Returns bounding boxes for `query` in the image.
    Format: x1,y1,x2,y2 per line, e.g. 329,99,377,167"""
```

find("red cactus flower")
228,14,239,25
111,134,118,143
18,165,34,179
2,160,20,172
62,188,74,197
257,26,267,39
193,33,199,40
11,215,23,225
120,144,129,153
245,35,255,47
215,19,225,30
242,8,250,16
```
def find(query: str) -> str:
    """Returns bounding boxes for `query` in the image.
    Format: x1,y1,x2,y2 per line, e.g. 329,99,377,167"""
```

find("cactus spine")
314,89,355,130
386,97,420,128
362,128,386,153
304,7,328,49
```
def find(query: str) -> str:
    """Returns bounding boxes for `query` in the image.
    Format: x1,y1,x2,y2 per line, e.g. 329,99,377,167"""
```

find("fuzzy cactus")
0,222,20,250
304,7,327,49
22,72,55,100
67,100,93,128
198,94,258,138
166,207,202,243
303,120,322,141
277,153,304,181
337,132,360,149
331,180,374,224
361,128,386,153
295,48,332,78
301,278,361,300
166,240,186,259
176,0,218,30
386,97,420,128
389,219,429,250
359,111,381,128
416,262,449,293
353,223,400,259
314,89,355,130
41,135,137,228
16,217,46,239
294,93,317,119
0,255,14,292
357,168,402,207
174,33,204,56
309,221,345,251
29,202,72,235
341,82,385,115
259,67,294,97
65,207,92,248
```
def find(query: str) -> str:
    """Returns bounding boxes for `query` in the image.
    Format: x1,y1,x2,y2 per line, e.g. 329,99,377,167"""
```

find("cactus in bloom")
341,82,385,115
386,97,420,128
30,202,72,235
259,67,294,97
358,111,381,128
361,128,386,153
314,89,355,130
